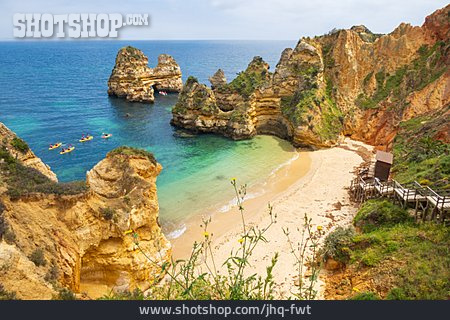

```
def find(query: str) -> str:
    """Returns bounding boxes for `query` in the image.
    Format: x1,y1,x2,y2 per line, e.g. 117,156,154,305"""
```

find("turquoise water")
0,40,297,233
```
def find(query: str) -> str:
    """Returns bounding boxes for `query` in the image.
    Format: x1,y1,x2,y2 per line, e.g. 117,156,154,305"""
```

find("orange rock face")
172,5,449,149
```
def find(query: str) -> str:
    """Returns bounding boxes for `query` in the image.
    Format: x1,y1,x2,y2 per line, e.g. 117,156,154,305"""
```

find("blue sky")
1,0,448,40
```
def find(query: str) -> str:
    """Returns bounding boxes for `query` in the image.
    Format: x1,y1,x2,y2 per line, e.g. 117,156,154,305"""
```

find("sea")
0,40,299,236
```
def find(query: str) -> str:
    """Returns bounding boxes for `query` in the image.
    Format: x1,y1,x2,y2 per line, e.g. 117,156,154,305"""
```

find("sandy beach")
171,138,373,298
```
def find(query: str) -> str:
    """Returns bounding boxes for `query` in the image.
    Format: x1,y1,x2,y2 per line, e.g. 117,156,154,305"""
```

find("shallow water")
0,40,298,232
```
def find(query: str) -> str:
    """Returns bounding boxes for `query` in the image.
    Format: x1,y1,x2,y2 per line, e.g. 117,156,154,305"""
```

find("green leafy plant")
322,226,355,264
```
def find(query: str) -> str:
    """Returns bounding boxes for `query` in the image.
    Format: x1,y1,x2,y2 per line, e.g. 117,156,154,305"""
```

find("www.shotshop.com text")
138,303,312,317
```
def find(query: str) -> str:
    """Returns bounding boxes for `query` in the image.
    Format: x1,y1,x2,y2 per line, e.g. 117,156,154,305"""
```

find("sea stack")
107,46,183,103
209,69,227,89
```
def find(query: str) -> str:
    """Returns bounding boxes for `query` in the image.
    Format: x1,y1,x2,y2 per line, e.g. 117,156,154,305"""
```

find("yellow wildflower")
203,232,210,238
238,238,244,244
317,226,323,231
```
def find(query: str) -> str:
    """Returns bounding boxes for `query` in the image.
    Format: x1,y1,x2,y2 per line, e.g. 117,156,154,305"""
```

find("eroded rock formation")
107,46,182,103
0,127,170,299
172,5,449,148
0,123,57,182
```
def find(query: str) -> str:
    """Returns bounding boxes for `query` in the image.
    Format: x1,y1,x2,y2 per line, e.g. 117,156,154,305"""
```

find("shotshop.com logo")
13,13,149,38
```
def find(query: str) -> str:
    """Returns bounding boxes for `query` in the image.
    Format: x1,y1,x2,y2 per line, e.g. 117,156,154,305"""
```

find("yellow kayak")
48,143,62,150
60,147,75,155
79,135,93,142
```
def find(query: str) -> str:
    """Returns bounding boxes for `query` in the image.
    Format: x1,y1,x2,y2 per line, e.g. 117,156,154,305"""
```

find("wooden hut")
374,151,393,181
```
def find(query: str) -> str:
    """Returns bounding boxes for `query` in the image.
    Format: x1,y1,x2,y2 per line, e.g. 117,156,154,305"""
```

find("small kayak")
48,143,62,150
101,134,112,139
79,135,93,142
60,147,75,155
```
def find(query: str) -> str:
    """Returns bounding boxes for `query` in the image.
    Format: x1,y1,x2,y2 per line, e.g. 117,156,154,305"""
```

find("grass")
107,146,157,164
325,199,450,299
391,111,449,188
351,222,449,299
354,200,412,233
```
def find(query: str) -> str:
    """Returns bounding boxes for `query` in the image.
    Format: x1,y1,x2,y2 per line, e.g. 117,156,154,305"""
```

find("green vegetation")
123,46,142,60
10,137,29,153
44,264,59,283
281,77,342,142
316,80,343,141
0,284,17,300
354,200,411,233
324,199,450,299
322,226,355,264
349,292,380,300
29,248,46,267
108,146,157,164
222,57,270,98
56,288,76,300
281,88,317,127
322,43,335,69
0,146,87,200
356,41,448,110
185,75,199,87
391,110,449,188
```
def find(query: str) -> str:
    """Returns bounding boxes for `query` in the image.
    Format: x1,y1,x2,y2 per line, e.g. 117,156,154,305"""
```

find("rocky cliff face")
0,127,170,299
107,46,182,103
172,5,449,148
0,123,57,182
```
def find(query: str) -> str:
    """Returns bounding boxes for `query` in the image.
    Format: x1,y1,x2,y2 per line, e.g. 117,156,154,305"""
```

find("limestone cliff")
0,127,170,299
172,5,449,148
107,46,182,103
0,123,57,182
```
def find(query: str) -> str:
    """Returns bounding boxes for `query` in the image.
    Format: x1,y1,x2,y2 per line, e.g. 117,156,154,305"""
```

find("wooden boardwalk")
350,165,449,224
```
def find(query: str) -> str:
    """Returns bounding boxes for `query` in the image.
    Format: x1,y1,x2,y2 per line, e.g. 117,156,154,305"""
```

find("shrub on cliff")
322,226,355,264
55,288,76,300
100,207,117,221
1,146,87,199
354,200,411,233
10,137,29,153
0,284,17,300
29,248,46,267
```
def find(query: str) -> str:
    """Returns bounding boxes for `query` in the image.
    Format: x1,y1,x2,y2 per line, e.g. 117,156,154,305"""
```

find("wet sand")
170,138,373,298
